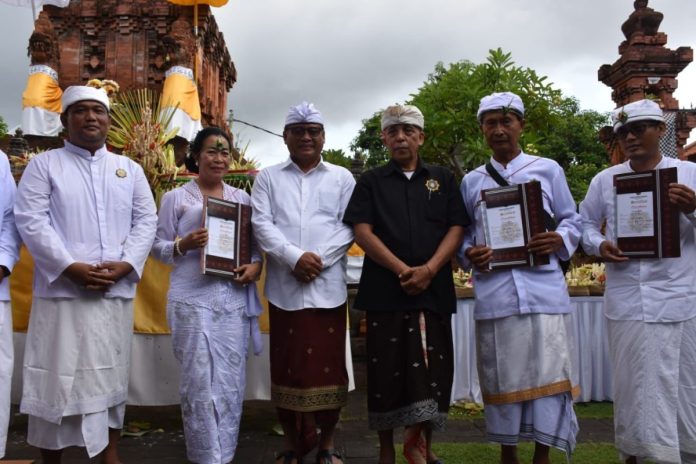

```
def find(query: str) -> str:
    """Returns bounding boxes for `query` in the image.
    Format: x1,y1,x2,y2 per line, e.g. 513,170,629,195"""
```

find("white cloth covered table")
450,296,612,404
11,332,355,405
11,297,605,406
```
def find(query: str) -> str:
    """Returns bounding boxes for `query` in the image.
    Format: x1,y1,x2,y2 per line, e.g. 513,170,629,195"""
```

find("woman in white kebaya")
152,127,263,464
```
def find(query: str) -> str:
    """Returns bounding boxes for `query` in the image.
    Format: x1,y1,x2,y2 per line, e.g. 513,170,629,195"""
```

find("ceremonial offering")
453,268,474,298
614,167,679,259
481,181,549,270
566,262,606,296
201,195,251,278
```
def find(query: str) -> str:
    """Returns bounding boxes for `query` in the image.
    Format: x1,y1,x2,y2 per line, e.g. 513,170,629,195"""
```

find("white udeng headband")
62,85,110,111
476,91,525,122
381,104,424,130
611,99,664,132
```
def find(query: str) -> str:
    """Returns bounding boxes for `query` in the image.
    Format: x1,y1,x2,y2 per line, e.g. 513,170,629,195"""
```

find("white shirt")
14,141,157,299
580,156,696,322
251,157,355,310
0,150,20,301
459,152,582,320
152,180,264,353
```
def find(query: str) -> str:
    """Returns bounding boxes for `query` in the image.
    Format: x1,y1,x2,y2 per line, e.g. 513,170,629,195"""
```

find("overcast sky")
0,0,694,167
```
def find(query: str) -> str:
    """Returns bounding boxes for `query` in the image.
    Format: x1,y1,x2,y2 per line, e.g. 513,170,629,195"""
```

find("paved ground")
2,342,615,463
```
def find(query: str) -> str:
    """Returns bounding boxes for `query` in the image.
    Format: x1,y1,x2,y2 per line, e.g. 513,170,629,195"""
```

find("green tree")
532,98,609,201
321,148,352,169
352,48,610,200
0,115,7,138
350,112,388,169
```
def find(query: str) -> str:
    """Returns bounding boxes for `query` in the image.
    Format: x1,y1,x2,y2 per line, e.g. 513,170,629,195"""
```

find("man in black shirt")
343,104,469,464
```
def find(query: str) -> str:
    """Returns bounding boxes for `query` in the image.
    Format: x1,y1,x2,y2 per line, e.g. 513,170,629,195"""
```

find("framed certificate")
614,167,679,259
481,181,549,270
201,195,252,278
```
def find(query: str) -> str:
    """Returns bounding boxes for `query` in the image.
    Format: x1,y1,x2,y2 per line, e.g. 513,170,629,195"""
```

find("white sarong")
476,313,580,456
27,402,125,458
0,302,13,458
608,317,696,464
20,296,133,454
168,295,250,464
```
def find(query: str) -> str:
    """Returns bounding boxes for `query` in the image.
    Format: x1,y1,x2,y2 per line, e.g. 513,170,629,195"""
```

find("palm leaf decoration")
107,89,180,192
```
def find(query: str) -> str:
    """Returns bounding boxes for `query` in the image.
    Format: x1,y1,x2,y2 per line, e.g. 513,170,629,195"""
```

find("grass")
574,402,614,419
394,442,621,463
448,401,615,420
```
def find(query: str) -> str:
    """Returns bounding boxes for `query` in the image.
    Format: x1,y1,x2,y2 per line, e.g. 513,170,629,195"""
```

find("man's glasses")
287,126,323,138
616,121,659,139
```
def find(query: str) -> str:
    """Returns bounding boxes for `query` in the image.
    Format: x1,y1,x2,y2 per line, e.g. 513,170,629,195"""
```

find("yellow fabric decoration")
257,261,270,333
162,72,202,121
9,246,33,332
11,247,270,335
132,258,171,333
347,243,365,257
167,0,229,6
22,72,62,113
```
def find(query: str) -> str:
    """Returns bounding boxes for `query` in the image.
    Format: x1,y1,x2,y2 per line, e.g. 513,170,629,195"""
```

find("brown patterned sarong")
366,309,453,431
269,303,348,412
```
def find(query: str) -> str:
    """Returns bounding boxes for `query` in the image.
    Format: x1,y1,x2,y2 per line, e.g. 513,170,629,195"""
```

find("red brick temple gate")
598,0,696,163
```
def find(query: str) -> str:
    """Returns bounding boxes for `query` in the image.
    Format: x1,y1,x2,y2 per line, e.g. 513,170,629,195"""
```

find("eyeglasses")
616,121,659,139
287,126,323,138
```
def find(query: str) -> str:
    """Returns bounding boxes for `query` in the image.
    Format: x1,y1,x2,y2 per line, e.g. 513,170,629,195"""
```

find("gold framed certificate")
481,181,549,271
201,195,252,278
614,167,679,259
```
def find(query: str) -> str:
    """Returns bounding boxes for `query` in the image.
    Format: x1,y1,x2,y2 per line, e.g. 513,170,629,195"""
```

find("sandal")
315,448,345,464
276,450,303,464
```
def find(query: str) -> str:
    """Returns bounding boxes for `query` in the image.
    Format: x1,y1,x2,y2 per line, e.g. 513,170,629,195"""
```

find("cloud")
0,0,694,163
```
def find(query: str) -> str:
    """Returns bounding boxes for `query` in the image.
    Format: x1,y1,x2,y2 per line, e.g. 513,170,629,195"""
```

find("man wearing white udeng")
580,99,696,464
0,149,20,459
14,85,157,464
251,102,355,464
460,92,582,464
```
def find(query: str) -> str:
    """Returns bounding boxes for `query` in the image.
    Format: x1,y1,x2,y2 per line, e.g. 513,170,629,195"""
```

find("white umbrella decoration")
0,0,69,20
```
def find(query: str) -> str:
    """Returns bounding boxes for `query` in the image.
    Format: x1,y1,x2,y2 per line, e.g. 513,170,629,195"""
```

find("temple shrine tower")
39,0,236,129
598,0,696,161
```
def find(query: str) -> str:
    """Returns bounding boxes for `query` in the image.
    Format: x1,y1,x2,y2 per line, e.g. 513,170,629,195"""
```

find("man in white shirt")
251,102,355,464
580,99,696,464
14,85,157,464
0,149,20,459
460,92,582,464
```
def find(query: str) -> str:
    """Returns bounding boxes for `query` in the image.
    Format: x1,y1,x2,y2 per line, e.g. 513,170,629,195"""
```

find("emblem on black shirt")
425,178,440,199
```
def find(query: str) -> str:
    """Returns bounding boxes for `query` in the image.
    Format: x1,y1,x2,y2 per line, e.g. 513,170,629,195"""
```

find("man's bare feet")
100,428,122,464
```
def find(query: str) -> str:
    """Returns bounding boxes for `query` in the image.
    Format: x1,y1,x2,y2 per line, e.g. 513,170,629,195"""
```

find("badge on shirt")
425,178,440,199
116,168,127,178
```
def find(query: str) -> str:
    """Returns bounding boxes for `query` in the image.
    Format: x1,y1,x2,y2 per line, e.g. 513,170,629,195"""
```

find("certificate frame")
200,195,252,278
613,167,679,259
481,181,549,271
